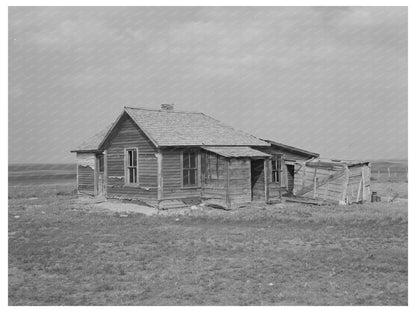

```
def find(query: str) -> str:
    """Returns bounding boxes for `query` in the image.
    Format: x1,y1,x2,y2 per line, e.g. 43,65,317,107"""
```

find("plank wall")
105,114,158,200
161,148,202,200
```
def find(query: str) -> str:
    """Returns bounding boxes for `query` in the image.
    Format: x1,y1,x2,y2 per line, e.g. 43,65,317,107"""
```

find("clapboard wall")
104,113,158,200
228,158,251,204
161,148,202,200
77,153,95,196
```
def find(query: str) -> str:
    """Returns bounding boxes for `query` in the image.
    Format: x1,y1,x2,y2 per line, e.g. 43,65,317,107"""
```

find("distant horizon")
8,157,409,165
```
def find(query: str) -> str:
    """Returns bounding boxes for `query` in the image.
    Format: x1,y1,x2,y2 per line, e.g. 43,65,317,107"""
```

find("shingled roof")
98,107,270,148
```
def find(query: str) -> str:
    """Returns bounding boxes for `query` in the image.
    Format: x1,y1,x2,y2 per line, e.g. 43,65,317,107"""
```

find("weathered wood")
305,161,346,169
103,150,108,196
361,166,366,201
356,178,362,202
225,159,230,207
296,169,346,196
157,151,163,200
264,159,269,202
225,158,251,204
78,165,95,190
340,167,350,204
105,114,158,200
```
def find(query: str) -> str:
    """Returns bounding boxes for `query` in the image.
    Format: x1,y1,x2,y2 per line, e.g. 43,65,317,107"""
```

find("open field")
9,183,407,305
8,163,76,185
8,161,408,305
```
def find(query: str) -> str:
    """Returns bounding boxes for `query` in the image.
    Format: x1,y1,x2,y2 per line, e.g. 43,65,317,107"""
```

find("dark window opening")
271,157,282,183
98,154,104,173
126,148,138,184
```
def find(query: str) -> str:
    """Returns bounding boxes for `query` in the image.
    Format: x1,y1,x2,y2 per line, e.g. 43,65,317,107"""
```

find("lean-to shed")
293,159,371,204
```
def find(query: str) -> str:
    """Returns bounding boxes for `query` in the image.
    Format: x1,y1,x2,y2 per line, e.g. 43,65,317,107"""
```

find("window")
272,157,282,183
201,152,219,183
125,148,138,184
97,154,104,173
183,150,198,187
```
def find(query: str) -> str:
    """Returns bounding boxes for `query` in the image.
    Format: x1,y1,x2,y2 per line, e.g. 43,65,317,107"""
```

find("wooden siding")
345,165,371,204
77,153,95,195
293,162,371,204
256,145,314,200
293,164,347,203
105,114,158,200
161,148,202,200
228,158,251,204
78,165,95,194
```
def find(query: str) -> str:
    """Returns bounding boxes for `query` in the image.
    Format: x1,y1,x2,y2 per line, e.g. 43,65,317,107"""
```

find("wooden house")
71,105,319,209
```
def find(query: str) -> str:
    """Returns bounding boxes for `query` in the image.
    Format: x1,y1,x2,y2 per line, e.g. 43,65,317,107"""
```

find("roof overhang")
263,139,320,158
202,146,272,158
70,149,102,153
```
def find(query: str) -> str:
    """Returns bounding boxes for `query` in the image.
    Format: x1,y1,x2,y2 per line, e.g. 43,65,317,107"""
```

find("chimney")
161,104,174,111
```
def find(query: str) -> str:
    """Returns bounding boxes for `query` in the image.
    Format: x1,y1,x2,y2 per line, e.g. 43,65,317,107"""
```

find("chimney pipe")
161,104,174,111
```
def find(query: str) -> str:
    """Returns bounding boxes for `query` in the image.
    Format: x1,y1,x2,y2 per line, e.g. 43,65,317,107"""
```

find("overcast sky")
9,6,407,163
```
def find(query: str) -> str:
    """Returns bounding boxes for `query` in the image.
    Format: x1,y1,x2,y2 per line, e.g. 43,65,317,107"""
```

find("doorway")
286,164,295,194
251,159,265,201
96,154,106,197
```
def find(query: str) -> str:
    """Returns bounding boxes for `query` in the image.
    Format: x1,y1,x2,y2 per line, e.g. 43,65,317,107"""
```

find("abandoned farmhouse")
72,105,371,208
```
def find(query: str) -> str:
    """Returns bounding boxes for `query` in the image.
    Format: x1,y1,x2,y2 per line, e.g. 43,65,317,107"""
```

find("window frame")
124,147,139,186
181,150,199,188
271,155,283,185
97,154,105,173
201,151,220,183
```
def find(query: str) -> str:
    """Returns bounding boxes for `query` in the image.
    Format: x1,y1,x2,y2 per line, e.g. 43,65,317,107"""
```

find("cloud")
9,7,408,162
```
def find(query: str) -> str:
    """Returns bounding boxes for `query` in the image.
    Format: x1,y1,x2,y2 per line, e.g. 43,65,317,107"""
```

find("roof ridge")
124,106,202,114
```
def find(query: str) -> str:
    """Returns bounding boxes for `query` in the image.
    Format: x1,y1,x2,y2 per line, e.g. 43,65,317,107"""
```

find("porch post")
264,158,269,203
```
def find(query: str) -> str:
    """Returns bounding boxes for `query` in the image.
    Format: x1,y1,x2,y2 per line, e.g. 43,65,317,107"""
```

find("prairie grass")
8,183,407,306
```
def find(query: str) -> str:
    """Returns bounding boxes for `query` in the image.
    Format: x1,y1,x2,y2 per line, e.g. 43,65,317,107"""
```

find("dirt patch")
91,200,158,216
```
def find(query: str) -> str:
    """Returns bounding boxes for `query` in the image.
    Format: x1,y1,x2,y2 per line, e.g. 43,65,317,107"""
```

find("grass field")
8,189,407,305
8,162,408,305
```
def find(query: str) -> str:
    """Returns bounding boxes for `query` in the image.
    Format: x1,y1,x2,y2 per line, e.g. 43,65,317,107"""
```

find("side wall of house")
228,158,251,204
161,148,202,200
105,114,158,201
77,153,96,196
